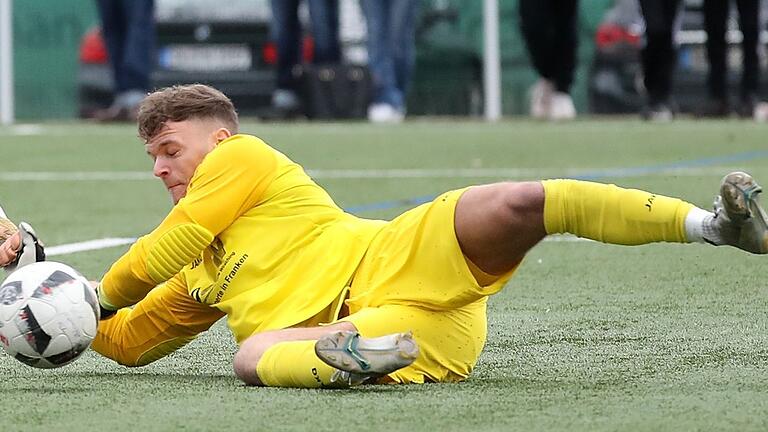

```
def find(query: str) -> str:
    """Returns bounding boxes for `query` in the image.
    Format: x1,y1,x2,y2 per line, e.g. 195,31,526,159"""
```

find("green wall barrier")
13,0,97,120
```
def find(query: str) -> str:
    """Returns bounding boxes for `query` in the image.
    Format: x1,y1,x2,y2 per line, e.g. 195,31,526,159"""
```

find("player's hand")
0,231,21,267
2,222,46,272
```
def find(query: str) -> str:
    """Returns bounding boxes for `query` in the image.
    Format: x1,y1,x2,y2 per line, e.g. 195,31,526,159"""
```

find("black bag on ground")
296,64,371,119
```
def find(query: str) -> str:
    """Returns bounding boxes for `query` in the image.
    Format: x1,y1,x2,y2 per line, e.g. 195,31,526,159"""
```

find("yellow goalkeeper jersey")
99,134,385,342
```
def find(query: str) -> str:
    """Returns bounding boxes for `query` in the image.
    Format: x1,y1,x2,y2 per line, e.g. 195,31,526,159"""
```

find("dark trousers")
638,0,682,104
95,0,155,93
519,0,578,93
270,0,340,91
703,0,759,100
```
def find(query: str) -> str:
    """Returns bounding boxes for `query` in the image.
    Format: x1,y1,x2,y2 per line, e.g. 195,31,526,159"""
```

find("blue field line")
344,149,768,214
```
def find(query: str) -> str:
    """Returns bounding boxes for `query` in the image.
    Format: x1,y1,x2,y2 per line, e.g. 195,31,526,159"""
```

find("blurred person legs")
271,0,304,115
308,0,341,63
735,0,760,118
361,0,420,123
699,0,759,118
94,0,155,122
519,0,578,120
270,0,340,118
700,0,731,117
638,0,682,121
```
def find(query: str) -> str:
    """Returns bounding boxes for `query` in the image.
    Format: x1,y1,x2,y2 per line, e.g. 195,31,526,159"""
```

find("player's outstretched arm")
92,274,224,367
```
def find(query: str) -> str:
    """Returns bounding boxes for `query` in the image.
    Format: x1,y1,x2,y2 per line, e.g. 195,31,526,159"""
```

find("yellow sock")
255,340,336,388
542,179,693,244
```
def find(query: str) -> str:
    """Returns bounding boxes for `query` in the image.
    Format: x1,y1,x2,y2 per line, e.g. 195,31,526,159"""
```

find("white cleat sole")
315,331,419,375
719,171,768,253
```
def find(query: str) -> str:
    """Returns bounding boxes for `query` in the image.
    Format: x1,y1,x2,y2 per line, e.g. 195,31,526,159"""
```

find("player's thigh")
349,188,518,311
341,299,489,384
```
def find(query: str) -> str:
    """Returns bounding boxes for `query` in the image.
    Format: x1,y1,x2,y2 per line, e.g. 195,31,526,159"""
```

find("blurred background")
4,0,768,121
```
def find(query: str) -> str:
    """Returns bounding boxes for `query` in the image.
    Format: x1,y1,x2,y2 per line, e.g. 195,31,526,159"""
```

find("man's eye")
169,150,179,157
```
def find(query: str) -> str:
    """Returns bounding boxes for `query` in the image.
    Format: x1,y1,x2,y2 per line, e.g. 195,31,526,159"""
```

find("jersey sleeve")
99,135,278,310
92,272,226,366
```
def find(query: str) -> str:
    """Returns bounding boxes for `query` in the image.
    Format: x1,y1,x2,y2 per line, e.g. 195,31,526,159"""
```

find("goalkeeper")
1,84,767,388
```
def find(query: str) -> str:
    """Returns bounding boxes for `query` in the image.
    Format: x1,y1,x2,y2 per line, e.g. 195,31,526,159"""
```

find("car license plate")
158,44,252,72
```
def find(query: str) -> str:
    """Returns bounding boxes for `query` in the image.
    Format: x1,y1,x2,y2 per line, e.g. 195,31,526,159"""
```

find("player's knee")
497,181,544,224
233,333,275,385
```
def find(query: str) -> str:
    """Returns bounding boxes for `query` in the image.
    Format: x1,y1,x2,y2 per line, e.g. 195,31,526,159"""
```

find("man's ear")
214,127,232,144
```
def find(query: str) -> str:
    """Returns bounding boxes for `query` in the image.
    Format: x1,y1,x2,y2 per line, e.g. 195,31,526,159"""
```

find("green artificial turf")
0,119,767,431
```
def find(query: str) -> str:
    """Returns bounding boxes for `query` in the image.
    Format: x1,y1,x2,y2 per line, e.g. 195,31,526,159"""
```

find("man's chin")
170,191,185,205
168,185,187,204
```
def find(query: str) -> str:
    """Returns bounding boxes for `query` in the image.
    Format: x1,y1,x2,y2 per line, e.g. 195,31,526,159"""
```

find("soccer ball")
0,261,99,368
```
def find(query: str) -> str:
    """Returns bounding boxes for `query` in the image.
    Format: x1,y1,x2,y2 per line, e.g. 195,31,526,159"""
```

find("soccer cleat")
314,331,419,386
708,171,768,254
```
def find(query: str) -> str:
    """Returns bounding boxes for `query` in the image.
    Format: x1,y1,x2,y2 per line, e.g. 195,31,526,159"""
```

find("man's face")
145,119,230,204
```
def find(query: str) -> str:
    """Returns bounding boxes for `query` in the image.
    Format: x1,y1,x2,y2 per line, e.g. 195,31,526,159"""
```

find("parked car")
78,0,483,119
589,0,768,115
79,0,280,118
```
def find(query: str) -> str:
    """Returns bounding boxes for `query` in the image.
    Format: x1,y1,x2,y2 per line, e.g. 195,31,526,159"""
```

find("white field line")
0,166,738,181
47,237,136,257
44,235,585,258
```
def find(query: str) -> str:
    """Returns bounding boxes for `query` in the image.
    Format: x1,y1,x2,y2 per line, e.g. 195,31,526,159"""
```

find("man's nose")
153,159,169,178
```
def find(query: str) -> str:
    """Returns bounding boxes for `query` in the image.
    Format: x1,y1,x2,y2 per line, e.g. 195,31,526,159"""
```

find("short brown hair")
137,84,239,141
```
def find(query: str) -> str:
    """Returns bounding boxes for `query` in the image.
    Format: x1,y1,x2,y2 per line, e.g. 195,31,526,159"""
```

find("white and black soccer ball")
0,261,99,369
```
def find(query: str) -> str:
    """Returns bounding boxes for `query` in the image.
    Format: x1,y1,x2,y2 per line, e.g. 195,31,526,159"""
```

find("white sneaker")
548,92,576,120
529,79,553,119
314,330,419,386
753,102,768,122
642,103,674,122
368,103,404,123
271,89,300,111
706,171,768,254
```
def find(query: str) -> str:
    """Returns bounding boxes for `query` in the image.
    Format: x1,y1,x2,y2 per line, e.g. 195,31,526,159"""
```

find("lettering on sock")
645,195,657,212
311,367,322,385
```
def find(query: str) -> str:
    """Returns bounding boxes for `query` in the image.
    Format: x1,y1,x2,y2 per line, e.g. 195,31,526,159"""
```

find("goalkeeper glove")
3,222,45,272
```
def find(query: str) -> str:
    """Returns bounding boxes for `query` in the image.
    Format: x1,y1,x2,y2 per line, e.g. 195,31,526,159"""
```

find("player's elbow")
99,336,196,368
115,356,152,368
95,349,151,368
100,348,158,368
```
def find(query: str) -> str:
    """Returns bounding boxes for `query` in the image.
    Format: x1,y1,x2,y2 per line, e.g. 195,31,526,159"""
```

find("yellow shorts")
340,188,518,383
